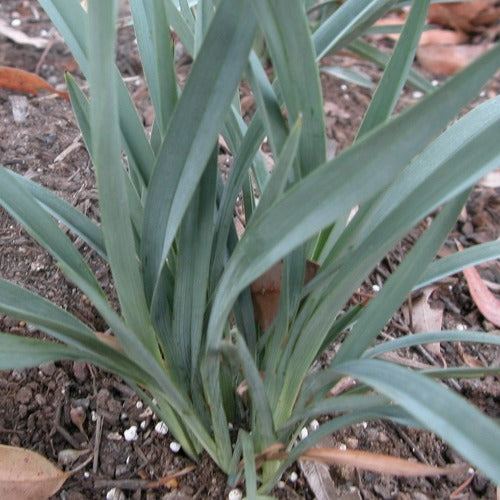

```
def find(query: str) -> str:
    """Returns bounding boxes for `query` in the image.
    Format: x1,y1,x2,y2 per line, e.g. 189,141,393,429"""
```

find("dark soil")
0,2,499,499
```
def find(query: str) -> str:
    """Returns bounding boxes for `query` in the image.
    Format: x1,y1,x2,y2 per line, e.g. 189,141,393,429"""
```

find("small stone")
124,425,138,442
106,487,126,500
372,284,380,292
289,471,298,482
15,386,32,404
39,362,56,376
169,441,181,453
228,489,242,500
155,421,168,435
310,419,319,431
299,427,308,440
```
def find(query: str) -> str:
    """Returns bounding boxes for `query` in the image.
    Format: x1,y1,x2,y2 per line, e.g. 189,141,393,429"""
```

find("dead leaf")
428,1,499,33
0,66,69,100
301,447,467,477
0,18,48,49
299,436,338,500
417,43,493,75
0,444,69,500
419,29,469,46
251,260,319,331
412,287,444,363
462,265,500,327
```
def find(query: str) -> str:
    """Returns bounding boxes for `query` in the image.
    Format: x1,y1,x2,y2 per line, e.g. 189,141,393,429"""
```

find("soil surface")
0,2,499,499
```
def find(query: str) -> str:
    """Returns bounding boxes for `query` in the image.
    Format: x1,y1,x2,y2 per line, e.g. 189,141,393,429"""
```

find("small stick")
92,414,104,474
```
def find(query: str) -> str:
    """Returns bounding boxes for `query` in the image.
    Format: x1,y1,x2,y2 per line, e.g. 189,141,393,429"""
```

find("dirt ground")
0,1,499,499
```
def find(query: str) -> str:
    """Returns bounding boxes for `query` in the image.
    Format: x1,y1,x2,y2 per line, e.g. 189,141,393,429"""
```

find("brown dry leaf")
299,436,338,500
412,287,444,363
250,260,319,331
417,43,493,75
462,265,500,327
301,447,467,477
0,66,69,100
428,1,499,33
0,444,69,500
419,29,469,46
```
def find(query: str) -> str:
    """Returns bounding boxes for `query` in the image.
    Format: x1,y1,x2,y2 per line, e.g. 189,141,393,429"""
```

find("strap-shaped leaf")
357,0,430,138
142,0,257,303
39,0,155,186
365,330,500,359
3,168,105,259
130,0,177,136
313,0,397,59
336,359,500,483
208,45,500,353
252,0,326,176
0,334,83,369
415,240,500,290
87,0,158,353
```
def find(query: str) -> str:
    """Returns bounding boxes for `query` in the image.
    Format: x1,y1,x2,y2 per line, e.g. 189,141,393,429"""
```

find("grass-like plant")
1,0,499,494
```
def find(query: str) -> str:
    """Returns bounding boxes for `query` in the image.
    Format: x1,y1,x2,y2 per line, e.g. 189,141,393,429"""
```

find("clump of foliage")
0,0,499,494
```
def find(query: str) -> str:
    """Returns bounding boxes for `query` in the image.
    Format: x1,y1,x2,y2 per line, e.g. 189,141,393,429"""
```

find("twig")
93,479,150,490
92,414,104,474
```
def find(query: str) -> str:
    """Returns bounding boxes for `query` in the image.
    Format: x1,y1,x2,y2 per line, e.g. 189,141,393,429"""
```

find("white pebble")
11,19,21,27
431,80,439,87
106,488,125,500
278,480,285,488
123,425,138,442
154,421,169,435
169,441,181,453
83,471,90,479
228,489,242,500
91,410,98,422
412,91,424,99
299,427,308,440
310,419,320,431
289,471,298,482
140,420,148,430
135,401,143,409
372,284,380,292
339,443,347,450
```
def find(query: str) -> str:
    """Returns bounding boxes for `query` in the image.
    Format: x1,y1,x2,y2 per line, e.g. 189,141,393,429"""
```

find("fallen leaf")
0,19,48,49
0,444,69,500
419,29,469,46
0,66,69,100
412,287,444,363
462,265,500,327
417,43,493,75
251,260,319,331
428,1,499,33
299,436,338,500
301,447,467,477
